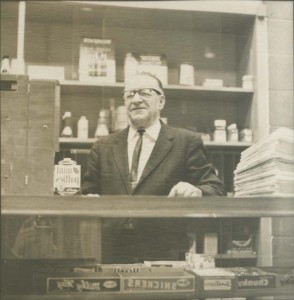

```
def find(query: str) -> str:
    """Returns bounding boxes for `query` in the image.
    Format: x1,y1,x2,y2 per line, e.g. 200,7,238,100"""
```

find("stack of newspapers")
234,127,294,197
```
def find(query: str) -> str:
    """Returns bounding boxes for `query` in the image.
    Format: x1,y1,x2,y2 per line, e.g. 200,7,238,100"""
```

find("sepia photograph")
1,1,293,299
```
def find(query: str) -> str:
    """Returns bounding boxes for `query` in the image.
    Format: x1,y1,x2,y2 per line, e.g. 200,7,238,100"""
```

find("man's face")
123,74,165,128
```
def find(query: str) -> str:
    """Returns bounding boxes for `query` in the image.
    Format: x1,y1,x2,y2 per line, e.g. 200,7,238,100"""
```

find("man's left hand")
168,182,202,197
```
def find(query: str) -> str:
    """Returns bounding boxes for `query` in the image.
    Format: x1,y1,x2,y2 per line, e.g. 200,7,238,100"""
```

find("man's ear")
159,95,166,110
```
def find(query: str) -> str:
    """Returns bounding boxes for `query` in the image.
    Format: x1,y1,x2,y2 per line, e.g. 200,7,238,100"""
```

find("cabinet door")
1,75,30,195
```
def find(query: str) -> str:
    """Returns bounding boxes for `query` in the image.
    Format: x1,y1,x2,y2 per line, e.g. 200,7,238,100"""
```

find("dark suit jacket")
82,124,225,262
82,123,225,196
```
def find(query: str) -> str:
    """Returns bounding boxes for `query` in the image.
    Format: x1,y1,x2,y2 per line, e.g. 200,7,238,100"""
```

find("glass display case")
2,195,294,299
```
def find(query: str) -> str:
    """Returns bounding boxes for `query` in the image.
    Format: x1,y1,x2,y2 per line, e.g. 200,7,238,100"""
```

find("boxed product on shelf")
121,267,195,293
27,65,65,81
186,253,215,269
137,53,168,85
79,38,115,83
97,263,148,273
54,158,81,195
203,78,224,88
260,267,294,289
228,267,276,290
188,268,235,293
37,270,121,294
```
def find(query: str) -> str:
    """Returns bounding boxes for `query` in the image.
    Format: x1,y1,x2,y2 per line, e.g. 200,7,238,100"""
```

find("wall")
266,1,293,132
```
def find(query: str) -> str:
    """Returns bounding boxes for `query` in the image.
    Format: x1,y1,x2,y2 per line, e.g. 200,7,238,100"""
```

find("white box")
79,38,116,83
186,253,215,269
28,65,65,81
204,233,218,254
203,78,224,88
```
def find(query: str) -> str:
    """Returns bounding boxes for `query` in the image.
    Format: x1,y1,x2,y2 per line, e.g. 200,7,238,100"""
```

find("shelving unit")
2,1,267,137
1,1,270,192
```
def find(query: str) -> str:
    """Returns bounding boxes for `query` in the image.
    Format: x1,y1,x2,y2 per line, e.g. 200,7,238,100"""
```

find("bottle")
124,52,138,83
61,112,73,137
77,116,89,139
213,119,226,142
1,55,10,73
94,110,109,138
227,123,238,142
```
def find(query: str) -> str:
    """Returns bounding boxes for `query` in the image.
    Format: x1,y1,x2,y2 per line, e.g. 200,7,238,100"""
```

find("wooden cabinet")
1,75,60,196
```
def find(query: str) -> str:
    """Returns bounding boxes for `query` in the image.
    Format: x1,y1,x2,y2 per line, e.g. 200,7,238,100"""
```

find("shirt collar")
128,119,161,142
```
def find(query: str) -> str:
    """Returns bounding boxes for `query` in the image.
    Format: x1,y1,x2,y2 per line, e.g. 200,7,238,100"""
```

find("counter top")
2,195,294,218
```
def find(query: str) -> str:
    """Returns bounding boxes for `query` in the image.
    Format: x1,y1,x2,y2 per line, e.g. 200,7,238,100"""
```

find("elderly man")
82,72,225,262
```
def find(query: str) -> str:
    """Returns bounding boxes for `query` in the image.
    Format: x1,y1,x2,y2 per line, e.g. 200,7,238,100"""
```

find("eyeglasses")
122,88,161,101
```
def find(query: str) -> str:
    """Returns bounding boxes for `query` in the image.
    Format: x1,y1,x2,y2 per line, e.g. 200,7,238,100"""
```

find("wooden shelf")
59,137,253,150
61,80,253,94
59,137,97,144
215,253,257,259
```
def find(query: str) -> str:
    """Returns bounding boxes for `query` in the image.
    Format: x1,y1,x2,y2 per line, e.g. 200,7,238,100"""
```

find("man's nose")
132,92,143,103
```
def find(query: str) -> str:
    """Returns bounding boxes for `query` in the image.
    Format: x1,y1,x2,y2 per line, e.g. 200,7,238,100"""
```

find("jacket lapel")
135,124,174,189
112,128,132,194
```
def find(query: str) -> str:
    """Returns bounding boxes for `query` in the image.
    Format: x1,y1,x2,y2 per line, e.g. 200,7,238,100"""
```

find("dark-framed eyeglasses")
122,88,161,101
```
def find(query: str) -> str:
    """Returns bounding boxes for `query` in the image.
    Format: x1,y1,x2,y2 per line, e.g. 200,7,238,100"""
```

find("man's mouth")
131,107,146,111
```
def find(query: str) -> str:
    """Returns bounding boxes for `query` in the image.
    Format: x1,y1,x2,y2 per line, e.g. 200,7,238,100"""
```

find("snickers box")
121,267,195,294
228,267,276,290
188,268,235,293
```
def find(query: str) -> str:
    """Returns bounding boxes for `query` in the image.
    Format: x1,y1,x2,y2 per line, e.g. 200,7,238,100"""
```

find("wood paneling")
1,75,59,195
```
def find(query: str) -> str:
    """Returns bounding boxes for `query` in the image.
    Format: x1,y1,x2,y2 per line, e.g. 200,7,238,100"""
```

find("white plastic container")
94,110,109,138
77,116,89,139
227,123,239,142
179,64,194,86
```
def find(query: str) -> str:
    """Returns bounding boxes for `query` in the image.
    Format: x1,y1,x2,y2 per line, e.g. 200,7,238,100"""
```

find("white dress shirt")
127,120,161,183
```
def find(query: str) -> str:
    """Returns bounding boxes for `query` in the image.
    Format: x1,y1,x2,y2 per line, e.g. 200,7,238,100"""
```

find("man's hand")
168,182,202,197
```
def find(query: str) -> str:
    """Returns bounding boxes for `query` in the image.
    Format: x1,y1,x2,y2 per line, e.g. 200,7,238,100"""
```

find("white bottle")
77,116,88,139
1,56,11,73
61,111,73,137
124,52,138,83
94,110,109,138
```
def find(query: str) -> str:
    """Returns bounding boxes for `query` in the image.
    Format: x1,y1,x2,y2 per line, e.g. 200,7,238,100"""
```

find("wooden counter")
2,195,294,218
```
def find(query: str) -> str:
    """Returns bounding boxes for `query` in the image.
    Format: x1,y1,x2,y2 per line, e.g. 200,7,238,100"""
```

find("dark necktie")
130,128,145,184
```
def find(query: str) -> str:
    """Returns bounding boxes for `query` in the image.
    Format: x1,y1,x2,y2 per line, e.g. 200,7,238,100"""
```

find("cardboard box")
35,270,121,294
121,268,195,293
46,272,121,294
261,267,294,289
186,253,215,269
188,268,235,293
79,38,116,83
228,267,276,290
27,65,65,81
137,53,168,85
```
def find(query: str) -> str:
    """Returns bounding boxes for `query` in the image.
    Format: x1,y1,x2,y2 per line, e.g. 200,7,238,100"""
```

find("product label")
123,277,194,293
203,279,232,291
237,276,275,289
47,277,120,293
276,274,294,288
54,159,81,195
